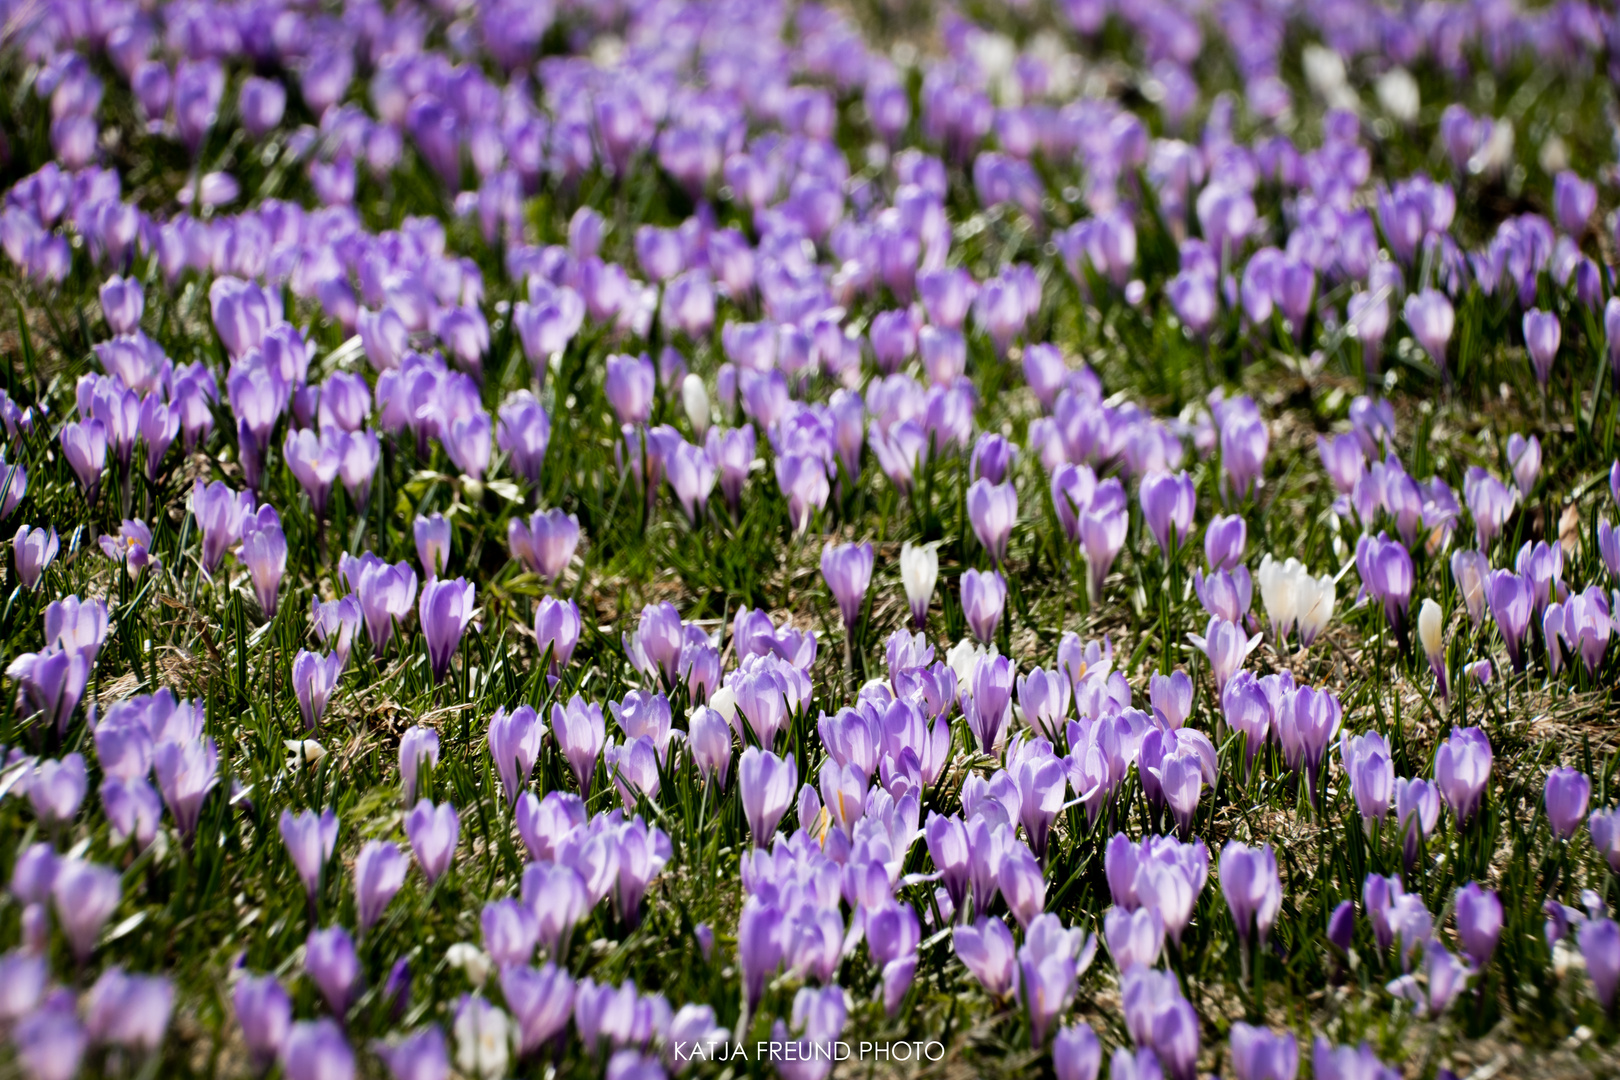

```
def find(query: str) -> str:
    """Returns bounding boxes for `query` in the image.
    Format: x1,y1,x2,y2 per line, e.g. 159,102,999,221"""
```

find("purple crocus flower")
487,706,544,808
282,1018,354,1080
1221,415,1269,501
501,964,575,1055
60,418,107,504
292,650,341,731
1204,514,1246,571
1433,726,1493,824
508,509,580,583
961,569,1007,645
1403,290,1454,373
738,746,797,845
1356,532,1413,636
1228,1024,1296,1080
534,596,582,676
1140,470,1196,557
28,753,87,826
1454,883,1502,969
820,542,874,632
963,654,1014,756
154,736,218,839
406,799,459,884
373,1026,449,1080
355,841,407,932
967,479,1018,566
241,507,287,617
13,524,58,590
1545,767,1591,840
1522,309,1561,388
51,857,121,961
1485,569,1533,671
419,577,475,684
605,353,656,427
1053,1023,1102,1080
279,808,338,911
414,514,450,578
13,998,87,1080
354,557,418,657
1219,842,1281,947
551,695,605,798
1580,918,1620,1012
234,974,292,1067
1187,616,1262,696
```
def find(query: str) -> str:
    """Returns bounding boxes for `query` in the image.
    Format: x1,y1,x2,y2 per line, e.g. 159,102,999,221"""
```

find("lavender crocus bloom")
241,507,287,617
1404,290,1454,373
1228,1024,1296,1080
414,514,450,578
279,808,338,908
355,558,418,657
419,577,475,684
373,1026,449,1080
1204,514,1246,571
1356,532,1413,636
551,695,605,798
1545,767,1591,840
28,753,86,826
1485,569,1533,671
487,706,544,808
353,841,406,933
234,974,292,1066
291,650,341,731
52,858,121,961
1219,842,1281,947
14,998,87,1080
967,479,1018,566
820,542,874,631
154,736,218,839
399,727,440,806
1187,617,1262,696
534,596,582,676
1522,309,1561,388
963,654,1014,755
1580,918,1620,1012
1454,883,1502,969
738,746,797,845
1221,415,1269,501
284,1017,354,1080
60,418,108,504
508,509,580,583
1433,726,1493,824
406,800,459,884
13,524,57,590
605,353,656,427
1141,470,1195,557
961,569,1007,645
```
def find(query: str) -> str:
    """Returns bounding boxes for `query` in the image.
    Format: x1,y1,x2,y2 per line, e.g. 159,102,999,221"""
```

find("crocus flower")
1433,726,1492,824
1356,532,1413,636
60,418,108,504
355,558,419,657
1219,842,1281,947
234,974,292,1066
1404,289,1454,372
406,800,459,884
1140,470,1195,557
1054,1023,1102,1080
967,479,1018,566
508,509,580,583
1580,918,1620,1011
240,507,287,617
1221,415,1270,501
1187,617,1262,696
399,726,440,806
28,753,86,826
14,999,87,1080
374,1026,450,1080
534,596,582,676
154,736,219,839
821,541,873,632
419,577,476,684
738,746,796,845
900,542,938,627
355,841,407,931
1204,514,1246,571
13,525,57,589
1454,883,1502,968
292,650,342,731
1486,569,1533,671
1228,1024,1297,1080
279,808,338,908
488,706,544,808
52,857,121,961
1522,309,1561,388
961,569,1007,645
1545,767,1592,840
551,695,605,798
415,514,451,578
283,1018,354,1080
